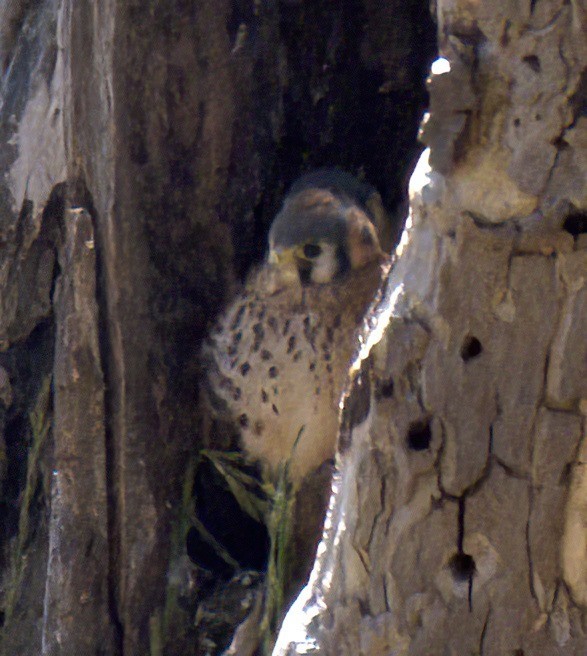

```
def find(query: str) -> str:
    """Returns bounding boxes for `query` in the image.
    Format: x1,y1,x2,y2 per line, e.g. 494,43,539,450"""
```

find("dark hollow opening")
187,458,270,576
377,377,394,399
448,552,476,582
407,419,432,451
563,212,587,237
460,335,483,361
522,55,540,73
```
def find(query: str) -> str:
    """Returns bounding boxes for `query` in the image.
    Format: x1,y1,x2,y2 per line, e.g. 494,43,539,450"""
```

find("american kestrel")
203,170,388,486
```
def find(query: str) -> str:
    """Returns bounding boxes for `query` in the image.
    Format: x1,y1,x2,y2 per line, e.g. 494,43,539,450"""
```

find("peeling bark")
44,207,113,654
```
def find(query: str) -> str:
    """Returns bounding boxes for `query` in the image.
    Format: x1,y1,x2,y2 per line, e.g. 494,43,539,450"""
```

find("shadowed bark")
0,1,433,654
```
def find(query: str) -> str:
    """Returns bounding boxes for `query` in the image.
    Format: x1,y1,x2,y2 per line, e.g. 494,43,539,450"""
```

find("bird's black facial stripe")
303,243,322,259
299,265,312,286
360,225,374,245
335,247,350,278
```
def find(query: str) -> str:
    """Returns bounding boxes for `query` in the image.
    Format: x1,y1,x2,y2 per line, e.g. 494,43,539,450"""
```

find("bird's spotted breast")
204,258,385,482
203,170,388,483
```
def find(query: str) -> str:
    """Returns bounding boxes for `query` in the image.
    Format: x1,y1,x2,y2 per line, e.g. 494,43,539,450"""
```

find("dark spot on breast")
261,349,272,361
257,306,266,320
233,387,242,401
268,316,279,334
227,345,237,357
232,330,242,344
230,304,246,331
309,361,316,371
254,420,264,436
239,414,249,427
332,314,342,329
272,404,279,415
261,389,268,403
240,362,251,376
273,386,278,395
303,316,317,351
252,323,264,352
282,320,291,336
326,327,334,343
293,351,302,362
315,387,321,396
326,364,332,373
268,366,279,378
287,335,296,354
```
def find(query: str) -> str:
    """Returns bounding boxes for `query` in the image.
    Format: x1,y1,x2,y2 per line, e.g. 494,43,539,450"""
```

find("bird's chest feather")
206,262,385,481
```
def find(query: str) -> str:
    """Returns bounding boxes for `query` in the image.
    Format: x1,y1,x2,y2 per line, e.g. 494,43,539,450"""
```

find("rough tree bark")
0,1,433,655
275,1,587,655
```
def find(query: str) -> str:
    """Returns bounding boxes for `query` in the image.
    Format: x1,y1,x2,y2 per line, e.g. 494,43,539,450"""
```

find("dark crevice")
80,181,124,654
0,318,54,576
479,608,490,656
526,482,537,606
494,457,529,480
457,496,465,553
450,496,476,611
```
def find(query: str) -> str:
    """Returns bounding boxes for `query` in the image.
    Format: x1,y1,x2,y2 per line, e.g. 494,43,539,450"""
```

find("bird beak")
266,247,302,291
269,247,297,266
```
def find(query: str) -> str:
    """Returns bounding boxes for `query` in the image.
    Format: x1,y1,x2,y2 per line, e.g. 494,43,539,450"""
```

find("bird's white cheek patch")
310,244,338,284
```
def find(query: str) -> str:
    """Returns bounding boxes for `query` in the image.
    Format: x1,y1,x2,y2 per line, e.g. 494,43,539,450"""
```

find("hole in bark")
563,212,587,237
0,609,4,627
376,377,394,398
407,419,432,451
460,335,483,361
522,55,540,73
448,552,476,581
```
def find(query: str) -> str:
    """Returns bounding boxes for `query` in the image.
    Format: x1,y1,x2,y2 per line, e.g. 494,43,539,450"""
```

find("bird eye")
303,243,322,259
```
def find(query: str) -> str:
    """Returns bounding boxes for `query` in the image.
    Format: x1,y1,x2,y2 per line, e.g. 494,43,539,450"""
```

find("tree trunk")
275,1,587,655
0,1,434,655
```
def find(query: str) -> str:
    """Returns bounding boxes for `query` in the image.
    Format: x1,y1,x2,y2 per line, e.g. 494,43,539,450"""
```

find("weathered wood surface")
276,1,587,654
0,1,433,654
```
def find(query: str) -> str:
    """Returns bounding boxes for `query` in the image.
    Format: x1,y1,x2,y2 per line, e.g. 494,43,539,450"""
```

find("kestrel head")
268,170,385,286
